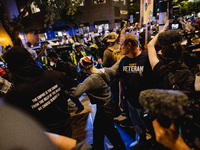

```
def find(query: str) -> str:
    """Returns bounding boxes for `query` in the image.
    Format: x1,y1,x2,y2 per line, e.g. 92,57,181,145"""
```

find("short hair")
123,33,138,47
47,51,58,58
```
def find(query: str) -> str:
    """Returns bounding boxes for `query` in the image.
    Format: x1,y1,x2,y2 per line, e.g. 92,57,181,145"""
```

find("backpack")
65,61,78,79
164,69,195,90
108,45,125,63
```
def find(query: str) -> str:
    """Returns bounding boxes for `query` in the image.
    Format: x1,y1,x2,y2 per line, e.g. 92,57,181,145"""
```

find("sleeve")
110,60,120,76
102,50,112,67
153,61,163,78
69,76,97,98
58,61,67,73
58,72,79,90
106,68,117,83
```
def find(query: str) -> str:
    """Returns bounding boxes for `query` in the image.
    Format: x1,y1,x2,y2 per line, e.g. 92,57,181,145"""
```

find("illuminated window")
113,0,125,5
95,24,109,33
120,10,128,15
30,2,40,14
93,0,106,4
122,0,126,5
71,0,84,6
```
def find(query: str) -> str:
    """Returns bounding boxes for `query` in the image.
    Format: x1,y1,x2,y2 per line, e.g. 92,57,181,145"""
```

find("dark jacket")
3,46,78,137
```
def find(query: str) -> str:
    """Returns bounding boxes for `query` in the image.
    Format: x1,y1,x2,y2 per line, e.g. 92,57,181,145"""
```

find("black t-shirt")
55,59,67,74
153,62,166,88
75,52,84,64
119,51,155,108
3,70,78,135
56,60,78,79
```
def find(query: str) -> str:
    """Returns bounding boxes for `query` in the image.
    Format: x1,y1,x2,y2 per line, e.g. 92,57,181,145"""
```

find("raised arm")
147,21,169,69
152,119,190,150
34,43,48,61
46,132,92,150
46,132,77,150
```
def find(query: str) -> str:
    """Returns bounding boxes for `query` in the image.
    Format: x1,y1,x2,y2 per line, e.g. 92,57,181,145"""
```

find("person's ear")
128,42,131,49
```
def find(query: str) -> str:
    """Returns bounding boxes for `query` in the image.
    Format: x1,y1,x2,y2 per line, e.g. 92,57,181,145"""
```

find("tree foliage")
0,0,82,46
35,0,83,27
59,7,82,28
128,3,140,23
11,15,36,34
172,0,194,17
178,1,194,16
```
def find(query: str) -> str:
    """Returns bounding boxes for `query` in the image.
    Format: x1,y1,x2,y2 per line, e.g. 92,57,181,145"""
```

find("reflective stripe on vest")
41,56,48,68
70,52,77,66
70,51,86,66
0,56,5,63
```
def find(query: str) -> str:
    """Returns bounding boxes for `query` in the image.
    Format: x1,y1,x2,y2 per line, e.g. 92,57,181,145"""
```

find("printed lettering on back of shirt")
31,84,61,111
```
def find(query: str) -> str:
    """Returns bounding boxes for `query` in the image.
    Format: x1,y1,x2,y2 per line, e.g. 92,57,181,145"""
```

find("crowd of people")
1,18,200,150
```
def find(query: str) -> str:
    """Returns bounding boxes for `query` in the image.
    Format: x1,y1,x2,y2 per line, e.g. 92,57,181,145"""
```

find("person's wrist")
171,135,190,150
160,28,166,33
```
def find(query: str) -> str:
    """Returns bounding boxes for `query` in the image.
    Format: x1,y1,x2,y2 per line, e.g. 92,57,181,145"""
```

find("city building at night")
0,0,133,46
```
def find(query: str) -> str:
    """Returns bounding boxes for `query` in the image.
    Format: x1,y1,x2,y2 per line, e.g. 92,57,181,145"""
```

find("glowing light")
120,10,128,15
19,35,24,39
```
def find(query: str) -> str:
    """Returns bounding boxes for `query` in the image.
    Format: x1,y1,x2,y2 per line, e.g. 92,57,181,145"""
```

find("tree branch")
0,1,13,35
14,0,33,32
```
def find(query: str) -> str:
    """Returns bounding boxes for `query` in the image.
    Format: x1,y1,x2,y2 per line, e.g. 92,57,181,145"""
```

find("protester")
47,51,84,114
112,30,156,149
61,35,69,44
69,42,88,82
139,26,152,51
92,33,105,60
3,46,79,137
0,102,91,150
98,32,122,117
69,56,126,150
147,20,195,90
152,119,190,150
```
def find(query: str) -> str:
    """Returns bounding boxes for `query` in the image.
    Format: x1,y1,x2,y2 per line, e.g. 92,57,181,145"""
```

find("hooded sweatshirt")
3,46,78,136
70,68,116,105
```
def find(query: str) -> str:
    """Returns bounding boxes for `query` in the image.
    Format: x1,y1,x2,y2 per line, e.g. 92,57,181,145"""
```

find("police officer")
69,42,87,82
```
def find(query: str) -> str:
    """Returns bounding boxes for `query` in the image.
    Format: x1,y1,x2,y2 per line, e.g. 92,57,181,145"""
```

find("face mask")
50,61,55,66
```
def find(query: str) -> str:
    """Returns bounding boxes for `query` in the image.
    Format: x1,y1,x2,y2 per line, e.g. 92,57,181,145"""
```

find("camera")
171,23,179,29
125,28,130,33
169,19,182,30
141,90,200,150
168,6,182,30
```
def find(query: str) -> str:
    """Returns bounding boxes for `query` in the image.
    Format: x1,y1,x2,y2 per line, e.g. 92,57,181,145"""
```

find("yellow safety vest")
41,56,49,68
70,51,86,66
41,56,57,68
0,56,5,63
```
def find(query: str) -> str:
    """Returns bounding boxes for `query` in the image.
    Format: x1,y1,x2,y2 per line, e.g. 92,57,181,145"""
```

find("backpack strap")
107,45,120,52
107,47,115,52
92,73,109,86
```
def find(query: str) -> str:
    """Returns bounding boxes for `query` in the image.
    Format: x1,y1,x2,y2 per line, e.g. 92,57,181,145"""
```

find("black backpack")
164,69,195,90
65,61,78,79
